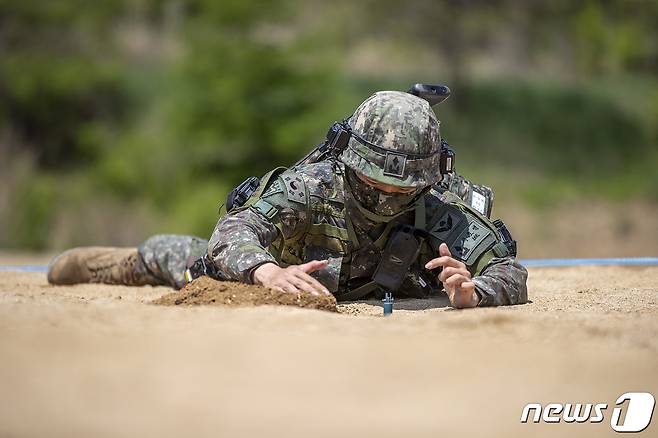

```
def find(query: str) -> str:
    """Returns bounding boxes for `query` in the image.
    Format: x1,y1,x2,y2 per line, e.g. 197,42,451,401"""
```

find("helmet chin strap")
343,170,429,223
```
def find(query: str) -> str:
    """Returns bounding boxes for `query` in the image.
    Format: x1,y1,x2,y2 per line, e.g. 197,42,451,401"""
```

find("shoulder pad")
426,192,499,266
450,215,498,266
251,170,308,221
250,171,311,240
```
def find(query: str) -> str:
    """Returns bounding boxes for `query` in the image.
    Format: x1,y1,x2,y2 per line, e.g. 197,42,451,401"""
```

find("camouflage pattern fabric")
436,172,495,218
472,257,529,306
339,91,442,188
138,234,208,289
207,161,528,305
344,168,420,216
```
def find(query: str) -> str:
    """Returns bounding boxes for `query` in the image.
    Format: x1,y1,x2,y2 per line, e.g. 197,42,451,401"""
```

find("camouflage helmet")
339,91,442,188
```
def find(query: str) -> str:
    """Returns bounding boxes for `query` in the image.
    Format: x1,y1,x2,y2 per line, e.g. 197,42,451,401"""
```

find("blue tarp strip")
0,265,48,272
519,257,658,267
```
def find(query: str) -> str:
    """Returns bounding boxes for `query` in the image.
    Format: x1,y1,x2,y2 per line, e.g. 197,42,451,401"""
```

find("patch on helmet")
383,152,406,178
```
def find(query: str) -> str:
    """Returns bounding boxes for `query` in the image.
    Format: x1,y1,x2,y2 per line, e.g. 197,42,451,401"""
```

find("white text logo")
520,392,655,433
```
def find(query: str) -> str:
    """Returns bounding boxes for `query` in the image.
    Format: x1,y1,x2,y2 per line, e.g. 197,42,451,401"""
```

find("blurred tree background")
1,0,657,254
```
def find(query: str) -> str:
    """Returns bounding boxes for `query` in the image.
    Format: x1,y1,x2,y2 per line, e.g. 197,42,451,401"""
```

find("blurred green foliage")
1,0,657,249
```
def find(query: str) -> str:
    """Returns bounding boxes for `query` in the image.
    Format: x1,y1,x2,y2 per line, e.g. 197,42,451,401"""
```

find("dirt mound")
152,276,337,312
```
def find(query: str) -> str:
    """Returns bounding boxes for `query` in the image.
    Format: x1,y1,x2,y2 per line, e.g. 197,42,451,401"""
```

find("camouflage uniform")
138,234,208,289
139,91,527,305
204,161,526,305
136,169,505,294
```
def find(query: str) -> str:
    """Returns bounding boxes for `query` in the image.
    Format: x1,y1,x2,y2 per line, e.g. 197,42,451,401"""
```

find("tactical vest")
235,161,512,300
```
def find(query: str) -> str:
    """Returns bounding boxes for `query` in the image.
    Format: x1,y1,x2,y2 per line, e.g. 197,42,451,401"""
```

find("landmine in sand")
153,276,338,312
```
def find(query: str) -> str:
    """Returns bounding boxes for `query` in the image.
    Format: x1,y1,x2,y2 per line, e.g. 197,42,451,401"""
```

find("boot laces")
88,252,145,284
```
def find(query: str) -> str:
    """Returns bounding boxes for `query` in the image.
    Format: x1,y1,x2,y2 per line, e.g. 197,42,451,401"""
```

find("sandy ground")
499,201,658,259
0,265,657,437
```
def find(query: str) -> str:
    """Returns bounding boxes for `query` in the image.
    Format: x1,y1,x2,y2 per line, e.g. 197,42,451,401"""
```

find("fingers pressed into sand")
281,283,300,294
289,275,320,296
294,271,330,295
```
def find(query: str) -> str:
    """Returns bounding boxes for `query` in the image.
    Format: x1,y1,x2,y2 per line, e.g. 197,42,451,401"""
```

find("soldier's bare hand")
252,260,332,296
425,243,480,309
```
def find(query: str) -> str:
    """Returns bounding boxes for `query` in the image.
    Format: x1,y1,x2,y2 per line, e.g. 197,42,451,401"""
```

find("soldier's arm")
208,171,310,284
426,244,528,308
425,193,528,307
208,207,280,283
471,255,528,306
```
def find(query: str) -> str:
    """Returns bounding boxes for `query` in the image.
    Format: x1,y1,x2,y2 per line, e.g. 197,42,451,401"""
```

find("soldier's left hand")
425,243,480,309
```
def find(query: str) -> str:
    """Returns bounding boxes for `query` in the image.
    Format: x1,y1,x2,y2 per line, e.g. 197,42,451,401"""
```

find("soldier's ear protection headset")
325,83,456,177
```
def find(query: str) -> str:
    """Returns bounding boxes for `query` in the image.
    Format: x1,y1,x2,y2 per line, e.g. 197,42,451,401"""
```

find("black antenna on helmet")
407,83,451,106
406,84,455,175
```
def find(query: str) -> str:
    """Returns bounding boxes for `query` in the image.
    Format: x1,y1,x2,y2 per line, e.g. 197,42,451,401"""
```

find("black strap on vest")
335,200,427,301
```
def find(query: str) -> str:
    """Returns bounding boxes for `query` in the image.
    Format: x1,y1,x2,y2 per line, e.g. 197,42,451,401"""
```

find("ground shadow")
340,295,450,311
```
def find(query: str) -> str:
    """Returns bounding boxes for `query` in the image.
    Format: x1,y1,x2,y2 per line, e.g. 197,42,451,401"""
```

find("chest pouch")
372,225,425,292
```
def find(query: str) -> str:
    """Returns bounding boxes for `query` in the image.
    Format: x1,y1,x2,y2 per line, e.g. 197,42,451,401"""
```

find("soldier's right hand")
252,261,331,296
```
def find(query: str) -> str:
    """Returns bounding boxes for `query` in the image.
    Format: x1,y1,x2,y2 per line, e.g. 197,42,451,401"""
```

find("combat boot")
47,247,162,286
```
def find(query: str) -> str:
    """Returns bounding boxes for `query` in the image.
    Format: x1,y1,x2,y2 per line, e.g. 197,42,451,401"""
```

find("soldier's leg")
47,245,166,287
48,234,208,289
138,234,208,289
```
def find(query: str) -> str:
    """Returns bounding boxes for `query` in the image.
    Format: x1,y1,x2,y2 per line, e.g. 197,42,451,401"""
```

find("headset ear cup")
439,139,455,174
326,121,352,152
333,127,351,150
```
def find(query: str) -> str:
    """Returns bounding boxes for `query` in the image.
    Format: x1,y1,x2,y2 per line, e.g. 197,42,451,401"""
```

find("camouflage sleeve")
208,171,310,283
208,208,280,283
428,191,527,306
472,256,528,306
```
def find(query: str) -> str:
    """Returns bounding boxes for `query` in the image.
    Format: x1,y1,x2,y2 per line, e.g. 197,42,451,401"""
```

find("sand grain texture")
0,265,657,438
